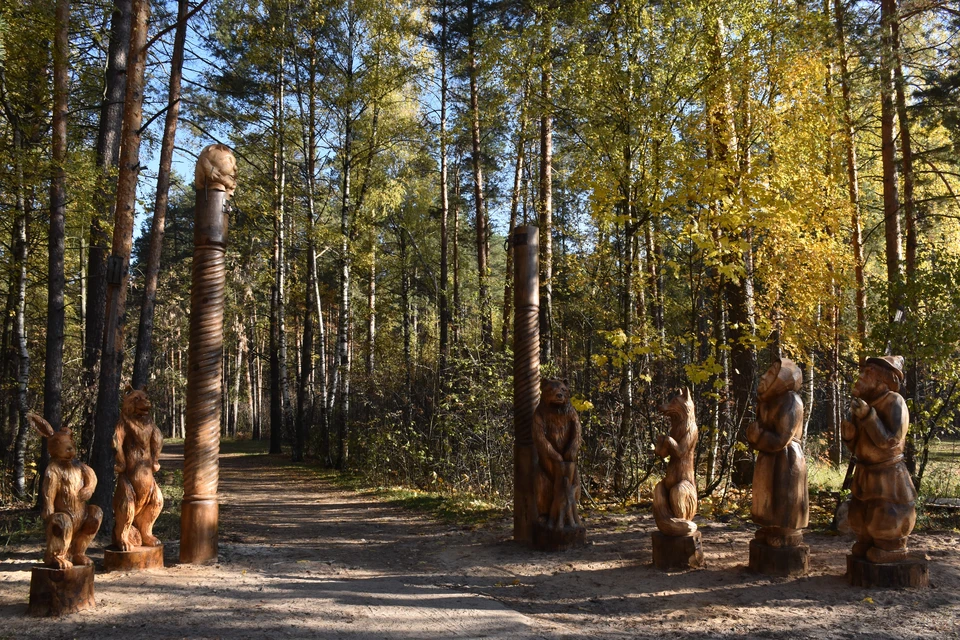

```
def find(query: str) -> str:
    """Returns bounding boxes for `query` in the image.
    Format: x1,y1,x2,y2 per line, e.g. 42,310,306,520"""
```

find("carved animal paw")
51,556,73,570
141,534,161,547
71,554,93,567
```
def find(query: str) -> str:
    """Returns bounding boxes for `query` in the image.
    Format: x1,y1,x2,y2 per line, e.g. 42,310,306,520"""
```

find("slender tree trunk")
366,238,376,377
11,128,30,500
503,88,527,351
438,0,450,370
42,0,70,497
890,6,915,282
467,0,492,348
834,0,866,348
451,160,462,348
91,0,151,523
880,0,902,319
538,55,553,365
270,62,289,455
132,0,188,390
82,0,132,458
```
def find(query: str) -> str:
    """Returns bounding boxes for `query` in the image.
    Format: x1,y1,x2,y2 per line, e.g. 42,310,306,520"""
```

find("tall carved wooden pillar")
513,225,539,543
181,144,235,564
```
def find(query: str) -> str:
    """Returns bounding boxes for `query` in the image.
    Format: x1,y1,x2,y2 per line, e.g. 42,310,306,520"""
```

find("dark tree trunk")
467,0,492,348
880,0,902,319
82,0,132,459
91,0,151,526
132,0,188,390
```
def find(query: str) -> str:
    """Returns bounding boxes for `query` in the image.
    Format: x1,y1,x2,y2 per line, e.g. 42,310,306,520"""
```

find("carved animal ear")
123,382,134,394
562,378,569,387
27,412,55,438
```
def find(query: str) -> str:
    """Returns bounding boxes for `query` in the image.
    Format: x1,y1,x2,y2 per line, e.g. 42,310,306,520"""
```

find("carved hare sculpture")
28,413,102,569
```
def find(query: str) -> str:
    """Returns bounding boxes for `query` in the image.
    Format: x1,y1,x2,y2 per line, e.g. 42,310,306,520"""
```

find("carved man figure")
112,386,164,551
653,388,698,536
842,355,917,563
533,378,582,531
746,358,809,547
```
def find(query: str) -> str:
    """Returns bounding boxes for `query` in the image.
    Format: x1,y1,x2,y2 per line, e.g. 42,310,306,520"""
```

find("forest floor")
1,442,958,639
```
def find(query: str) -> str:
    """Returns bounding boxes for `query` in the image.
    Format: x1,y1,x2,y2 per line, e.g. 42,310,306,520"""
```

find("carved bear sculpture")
653,388,699,536
842,355,917,563
533,379,582,531
194,143,237,197
746,358,809,548
112,386,164,551
28,414,102,569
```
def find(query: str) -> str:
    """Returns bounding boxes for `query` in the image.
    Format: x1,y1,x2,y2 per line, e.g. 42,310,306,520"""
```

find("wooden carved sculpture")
112,385,164,551
746,358,809,547
842,356,917,564
653,388,698,536
28,414,102,569
533,379,583,539
194,143,237,197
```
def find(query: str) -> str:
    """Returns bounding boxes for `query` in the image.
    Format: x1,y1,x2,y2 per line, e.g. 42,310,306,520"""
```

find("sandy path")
1,445,958,639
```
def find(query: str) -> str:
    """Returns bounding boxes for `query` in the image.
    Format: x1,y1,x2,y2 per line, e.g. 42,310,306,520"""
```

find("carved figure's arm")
841,417,857,446
659,436,681,459
42,471,58,521
563,413,581,461
78,464,97,501
859,396,906,448
750,398,799,453
533,412,563,464
113,419,126,474
151,425,163,472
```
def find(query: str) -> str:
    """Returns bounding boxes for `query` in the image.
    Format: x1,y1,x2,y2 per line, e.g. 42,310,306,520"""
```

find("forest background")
1,0,959,526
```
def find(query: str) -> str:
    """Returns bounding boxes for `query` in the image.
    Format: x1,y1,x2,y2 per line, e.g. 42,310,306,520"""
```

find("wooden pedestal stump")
104,544,164,572
846,553,929,589
29,565,95,616
652,530,704,571
532,521,586,552
749,539,809,577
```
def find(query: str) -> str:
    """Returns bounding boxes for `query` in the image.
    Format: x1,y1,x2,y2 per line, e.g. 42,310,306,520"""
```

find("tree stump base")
651,530,704,571
846,553,929,589
749,539,809,577
104,544,164,572
531,520,586,552
28,565,95,616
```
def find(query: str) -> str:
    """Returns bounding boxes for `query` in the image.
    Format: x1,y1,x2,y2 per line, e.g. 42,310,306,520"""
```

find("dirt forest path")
2,444,959,639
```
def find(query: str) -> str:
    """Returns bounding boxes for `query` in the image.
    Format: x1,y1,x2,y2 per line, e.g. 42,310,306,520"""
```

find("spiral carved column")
513,225,539,543
180,146,234,564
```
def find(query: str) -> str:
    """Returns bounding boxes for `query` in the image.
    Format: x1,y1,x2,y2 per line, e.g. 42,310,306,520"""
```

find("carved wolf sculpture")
194,143,237,197
28,413,102,569
112,386,164,551
653,388,699,536
533,379,582,530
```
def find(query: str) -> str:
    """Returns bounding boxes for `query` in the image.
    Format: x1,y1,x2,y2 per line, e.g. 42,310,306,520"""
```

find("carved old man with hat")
842,355,917,563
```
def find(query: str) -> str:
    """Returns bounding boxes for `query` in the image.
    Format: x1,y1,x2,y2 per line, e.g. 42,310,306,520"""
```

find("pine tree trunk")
503,89,527,351
467,0,492,348
539,56,553,364
82,0,132,459
43,0,70,497
834,0,867,348
880,0,902,320
270,63,288,456
132,0,188,390
91,0,151,524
